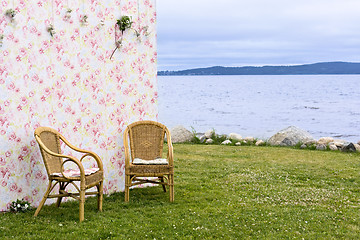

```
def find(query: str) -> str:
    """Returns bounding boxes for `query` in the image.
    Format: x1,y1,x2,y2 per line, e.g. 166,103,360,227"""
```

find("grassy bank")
1,145,360,239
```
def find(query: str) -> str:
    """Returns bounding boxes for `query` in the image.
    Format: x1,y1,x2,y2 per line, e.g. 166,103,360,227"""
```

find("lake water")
157,75,360,143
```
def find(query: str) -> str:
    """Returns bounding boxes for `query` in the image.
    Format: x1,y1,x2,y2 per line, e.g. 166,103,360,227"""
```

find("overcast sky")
157,0,360,71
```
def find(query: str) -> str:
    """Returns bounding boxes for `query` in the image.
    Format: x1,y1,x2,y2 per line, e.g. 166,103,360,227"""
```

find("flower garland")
110,15,133,60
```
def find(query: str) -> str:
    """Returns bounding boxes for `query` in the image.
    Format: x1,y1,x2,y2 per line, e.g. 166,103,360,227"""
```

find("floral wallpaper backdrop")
0,0,158,211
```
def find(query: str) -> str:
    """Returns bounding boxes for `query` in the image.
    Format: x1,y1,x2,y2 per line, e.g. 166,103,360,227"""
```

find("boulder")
332,139,347,148
170,126,193,143
354,144,360,152
300,144,307,149
329,144,338,151
229,133,242,141
205,139,214,144
316,144,327,150
221,140,232,145
280,138,294,146
317,137,334,145
255,140,265,146
268,126,314,146
204,129,215,139
244,136,255,142
199,135,207,143
341,143,356,153
235,142,241,146
304,139,317,146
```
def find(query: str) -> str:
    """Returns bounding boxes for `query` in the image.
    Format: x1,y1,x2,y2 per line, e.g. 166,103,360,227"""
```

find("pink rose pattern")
0,0,158,211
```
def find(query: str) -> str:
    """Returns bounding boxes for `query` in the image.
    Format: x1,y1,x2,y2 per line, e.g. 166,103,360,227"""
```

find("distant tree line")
158,62,360,76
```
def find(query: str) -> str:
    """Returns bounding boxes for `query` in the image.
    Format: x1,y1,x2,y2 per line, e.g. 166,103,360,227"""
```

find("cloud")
157,0,360,70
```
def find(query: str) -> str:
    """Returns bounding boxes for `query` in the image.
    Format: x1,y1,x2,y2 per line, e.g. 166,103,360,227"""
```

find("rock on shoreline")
268,126,314,146
170,125,193,143
170,125,360,152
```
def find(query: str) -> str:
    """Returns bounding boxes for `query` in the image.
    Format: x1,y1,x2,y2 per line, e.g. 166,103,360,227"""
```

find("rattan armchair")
124,121,174,202
34,127,104,222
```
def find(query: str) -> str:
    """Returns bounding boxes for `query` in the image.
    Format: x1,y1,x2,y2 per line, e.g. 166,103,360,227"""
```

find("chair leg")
34,181,53,217
159,177,167,192
56,182,65,207
97,181,103,212
79,188,85,222
56,197,63,208
169,174,174,202
125,175,130,202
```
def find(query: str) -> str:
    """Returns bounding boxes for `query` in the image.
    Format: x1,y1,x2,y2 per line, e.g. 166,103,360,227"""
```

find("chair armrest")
61,157,86,180
123,127,131,166
167,142,174,165
80,152,103,171
59,134,103,170
165,128,174,166
59,134,90,153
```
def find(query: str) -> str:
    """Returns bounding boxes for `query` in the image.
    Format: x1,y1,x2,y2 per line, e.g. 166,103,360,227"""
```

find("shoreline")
168,124,360,144
170,125,360,152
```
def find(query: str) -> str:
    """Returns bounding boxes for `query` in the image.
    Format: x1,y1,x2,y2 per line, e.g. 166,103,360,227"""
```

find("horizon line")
158,61,360,72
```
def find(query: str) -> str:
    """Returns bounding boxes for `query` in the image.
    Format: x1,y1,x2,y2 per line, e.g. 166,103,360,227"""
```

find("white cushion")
133,158,168,165
51,167,99,178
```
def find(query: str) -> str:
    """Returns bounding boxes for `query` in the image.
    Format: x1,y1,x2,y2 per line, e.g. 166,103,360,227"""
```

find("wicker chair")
124,121,174,202
34,127,104,222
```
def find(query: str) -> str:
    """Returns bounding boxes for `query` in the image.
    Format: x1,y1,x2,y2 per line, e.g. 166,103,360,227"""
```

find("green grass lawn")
1,145,360,239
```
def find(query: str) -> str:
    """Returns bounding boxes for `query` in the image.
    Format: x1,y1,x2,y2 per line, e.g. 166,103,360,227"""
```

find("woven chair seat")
50,170,103,186
51,167,100,178
133,158,168,165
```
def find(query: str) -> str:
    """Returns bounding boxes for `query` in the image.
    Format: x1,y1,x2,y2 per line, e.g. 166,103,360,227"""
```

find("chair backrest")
126,121,167,161
34,127,63,176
